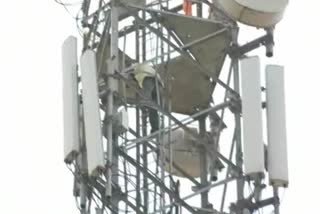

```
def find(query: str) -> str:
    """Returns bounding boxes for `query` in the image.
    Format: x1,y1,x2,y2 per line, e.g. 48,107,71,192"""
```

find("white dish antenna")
217,0,289,27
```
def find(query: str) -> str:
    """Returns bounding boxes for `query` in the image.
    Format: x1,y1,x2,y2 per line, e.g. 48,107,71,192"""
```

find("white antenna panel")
62,36,80,163
240,56,265,175
81,50,105,177
217,0,288,27
266,65,288,187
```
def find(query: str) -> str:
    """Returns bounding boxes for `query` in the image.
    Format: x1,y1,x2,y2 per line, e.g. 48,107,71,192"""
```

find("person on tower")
132,63,163,134
183,0,192,16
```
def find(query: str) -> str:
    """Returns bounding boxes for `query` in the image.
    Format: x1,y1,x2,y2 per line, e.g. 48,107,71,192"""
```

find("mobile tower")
61,0,289,213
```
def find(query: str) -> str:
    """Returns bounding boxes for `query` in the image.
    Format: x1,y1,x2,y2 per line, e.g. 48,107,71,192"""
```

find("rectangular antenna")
266,65,288,187
62,36,80,163
81,50,105,177
240,56,265,175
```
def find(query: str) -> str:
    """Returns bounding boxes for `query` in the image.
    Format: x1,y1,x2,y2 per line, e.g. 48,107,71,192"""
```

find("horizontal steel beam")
126,101,231,149
228,34,273,58
118,3,193,38
181,28,228,50
230,197,277,212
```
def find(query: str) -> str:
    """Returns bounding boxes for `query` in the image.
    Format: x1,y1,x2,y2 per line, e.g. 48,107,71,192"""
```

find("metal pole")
273,186,280,214
220,131,236,212
136,107,142,209
135,18,142,211
197,2,203,18
111,132,119,212
111,1,120,211
106,0,118,200
157,3,166,212
232,27,245,213
142,108,149,213
234,58,244,200
199,116,209,209
122,28,129,214
141,9,149,213
154,11,161,211
79,104,88,213
197,14,209,210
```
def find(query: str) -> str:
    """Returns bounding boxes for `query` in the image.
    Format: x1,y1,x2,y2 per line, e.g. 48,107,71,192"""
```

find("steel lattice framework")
60,0,285,214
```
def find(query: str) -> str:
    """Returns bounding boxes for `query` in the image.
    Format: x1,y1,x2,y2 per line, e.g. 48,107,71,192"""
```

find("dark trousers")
142,77,159,133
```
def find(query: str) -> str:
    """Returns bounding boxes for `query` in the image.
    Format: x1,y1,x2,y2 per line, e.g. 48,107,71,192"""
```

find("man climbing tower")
132,63,163,133
183,0,192,16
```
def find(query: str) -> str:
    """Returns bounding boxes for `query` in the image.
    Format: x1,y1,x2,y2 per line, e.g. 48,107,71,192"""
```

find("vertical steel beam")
79,105,88,212
199,116,209,209
106,0,119,204
234,58,244,200
142,108,149,213
135,19,142,211
157,4,166,212
220,134,236,212
141,9,149,213
111,133,119,212
232,28,245,213
136,107,142,209
273,187,280,214
197,2,203,18
110,1,119,211
197,15,207,213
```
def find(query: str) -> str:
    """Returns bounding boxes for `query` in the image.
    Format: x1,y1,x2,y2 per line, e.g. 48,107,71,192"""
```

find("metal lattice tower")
61,0,289,214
